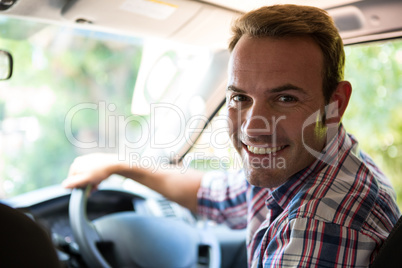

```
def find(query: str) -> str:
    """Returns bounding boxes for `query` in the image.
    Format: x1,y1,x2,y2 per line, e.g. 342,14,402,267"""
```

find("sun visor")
61,0,238,48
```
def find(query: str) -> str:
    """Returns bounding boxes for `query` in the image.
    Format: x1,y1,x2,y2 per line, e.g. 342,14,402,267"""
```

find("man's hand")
62,153,203,212
62,153,120,189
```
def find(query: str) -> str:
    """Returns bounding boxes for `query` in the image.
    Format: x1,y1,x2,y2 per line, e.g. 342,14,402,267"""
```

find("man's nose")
241,104,275,137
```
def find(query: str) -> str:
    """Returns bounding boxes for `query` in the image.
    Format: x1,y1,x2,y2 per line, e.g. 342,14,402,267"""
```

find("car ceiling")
1,0,402,48
201,0,362,12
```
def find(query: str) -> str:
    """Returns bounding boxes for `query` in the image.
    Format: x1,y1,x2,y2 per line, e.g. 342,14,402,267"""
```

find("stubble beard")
238,146,289,189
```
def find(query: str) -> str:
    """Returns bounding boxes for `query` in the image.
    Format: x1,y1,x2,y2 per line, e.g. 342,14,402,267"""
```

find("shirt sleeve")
260,218,376,267
197,170,248,229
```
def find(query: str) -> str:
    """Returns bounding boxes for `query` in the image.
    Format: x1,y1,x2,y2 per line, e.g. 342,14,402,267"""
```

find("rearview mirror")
0,50,13,80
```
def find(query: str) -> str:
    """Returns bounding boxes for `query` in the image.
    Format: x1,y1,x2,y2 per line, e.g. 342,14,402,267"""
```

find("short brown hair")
229,5,344,103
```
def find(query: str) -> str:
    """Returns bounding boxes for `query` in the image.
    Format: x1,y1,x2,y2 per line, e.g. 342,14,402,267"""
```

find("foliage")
343,40,402,207
0,17,143,198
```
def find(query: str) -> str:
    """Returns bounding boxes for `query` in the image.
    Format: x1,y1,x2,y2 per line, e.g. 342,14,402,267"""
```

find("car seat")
370,215,402,268
0,203,61,267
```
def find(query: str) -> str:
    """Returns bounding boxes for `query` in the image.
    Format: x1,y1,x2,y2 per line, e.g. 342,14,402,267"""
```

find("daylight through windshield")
0,16,402,209
0,17,213,198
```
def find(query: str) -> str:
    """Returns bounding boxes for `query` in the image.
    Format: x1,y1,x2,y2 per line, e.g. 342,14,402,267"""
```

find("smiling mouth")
246,145,286,155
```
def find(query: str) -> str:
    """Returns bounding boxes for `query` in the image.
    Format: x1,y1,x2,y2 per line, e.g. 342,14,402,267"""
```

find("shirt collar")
268,124,353,210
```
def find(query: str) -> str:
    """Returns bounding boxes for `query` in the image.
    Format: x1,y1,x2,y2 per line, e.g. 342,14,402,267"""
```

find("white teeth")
247,145,284,155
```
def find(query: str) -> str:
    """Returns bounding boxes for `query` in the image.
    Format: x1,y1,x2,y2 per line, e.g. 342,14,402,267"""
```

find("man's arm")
62,153,204,212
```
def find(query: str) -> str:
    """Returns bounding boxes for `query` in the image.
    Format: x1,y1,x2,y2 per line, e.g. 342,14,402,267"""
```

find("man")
63,5,400,267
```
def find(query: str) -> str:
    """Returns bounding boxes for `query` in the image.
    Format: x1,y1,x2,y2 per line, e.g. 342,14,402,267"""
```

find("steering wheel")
69,185,220,268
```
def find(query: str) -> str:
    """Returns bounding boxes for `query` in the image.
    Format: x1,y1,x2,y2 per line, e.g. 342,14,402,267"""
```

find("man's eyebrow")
227,85,244,93
227,84,306,94
270,84,306,94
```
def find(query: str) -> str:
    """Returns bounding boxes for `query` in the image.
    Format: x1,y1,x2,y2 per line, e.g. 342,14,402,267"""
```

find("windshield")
1,15,402,207
0,16,216,198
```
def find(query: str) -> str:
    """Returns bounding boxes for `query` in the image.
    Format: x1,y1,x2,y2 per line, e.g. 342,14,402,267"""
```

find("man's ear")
326,81,352,124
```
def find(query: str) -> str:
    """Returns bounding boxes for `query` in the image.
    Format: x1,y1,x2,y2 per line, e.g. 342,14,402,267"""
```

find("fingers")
62,173,97,189
63,153,118,189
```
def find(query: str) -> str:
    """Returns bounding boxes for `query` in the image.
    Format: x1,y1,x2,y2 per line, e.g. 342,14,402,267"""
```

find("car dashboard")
3,182,199,267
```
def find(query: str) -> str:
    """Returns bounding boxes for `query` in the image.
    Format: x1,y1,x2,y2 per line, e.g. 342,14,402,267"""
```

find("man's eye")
232,95,249,102
278,95,297,103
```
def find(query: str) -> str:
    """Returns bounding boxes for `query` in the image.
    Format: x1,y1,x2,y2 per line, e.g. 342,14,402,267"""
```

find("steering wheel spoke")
69,185,111,268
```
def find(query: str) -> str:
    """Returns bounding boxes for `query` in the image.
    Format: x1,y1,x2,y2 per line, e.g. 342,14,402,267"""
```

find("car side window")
343,39,402,206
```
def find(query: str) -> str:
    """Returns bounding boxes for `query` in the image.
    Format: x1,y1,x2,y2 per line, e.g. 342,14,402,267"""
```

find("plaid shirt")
197,125,400,267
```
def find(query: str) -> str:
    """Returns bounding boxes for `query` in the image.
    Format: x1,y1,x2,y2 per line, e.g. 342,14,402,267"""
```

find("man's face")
227,36,328,188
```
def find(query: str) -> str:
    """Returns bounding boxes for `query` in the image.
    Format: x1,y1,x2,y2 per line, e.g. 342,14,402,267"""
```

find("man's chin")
244,166,289,189
239,148,289,188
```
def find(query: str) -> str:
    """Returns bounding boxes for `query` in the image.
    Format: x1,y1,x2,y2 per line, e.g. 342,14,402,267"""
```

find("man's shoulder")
288,152,399,231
